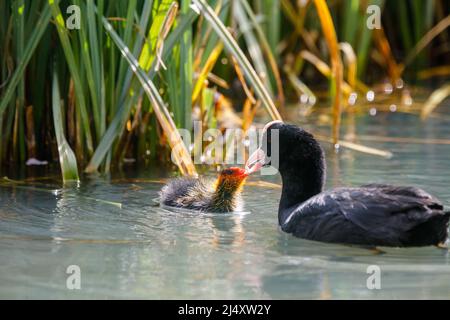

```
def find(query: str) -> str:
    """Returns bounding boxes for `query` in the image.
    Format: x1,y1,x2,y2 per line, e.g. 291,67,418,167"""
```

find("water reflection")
1,112,450,299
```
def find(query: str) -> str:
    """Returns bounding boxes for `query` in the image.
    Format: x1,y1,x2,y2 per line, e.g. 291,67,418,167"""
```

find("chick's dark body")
159,168,246,213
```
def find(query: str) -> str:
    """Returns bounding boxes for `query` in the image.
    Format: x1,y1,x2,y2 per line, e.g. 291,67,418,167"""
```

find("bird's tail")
431,212,450,245
442,212,450,245
444,211,450,234
445,211,450,219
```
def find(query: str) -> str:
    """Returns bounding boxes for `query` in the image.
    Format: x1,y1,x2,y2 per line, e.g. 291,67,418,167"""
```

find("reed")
421,83,450,120
0,0,449,179
191,0,282,121
312,0,343,144
52,70,80,182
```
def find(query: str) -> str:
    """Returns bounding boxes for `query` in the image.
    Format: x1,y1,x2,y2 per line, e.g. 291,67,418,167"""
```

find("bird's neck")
278,154,326,225
211,183,242,212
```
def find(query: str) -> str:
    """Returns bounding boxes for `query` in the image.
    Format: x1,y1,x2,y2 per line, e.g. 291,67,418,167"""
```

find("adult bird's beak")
245,149,266,175
245,120,283,175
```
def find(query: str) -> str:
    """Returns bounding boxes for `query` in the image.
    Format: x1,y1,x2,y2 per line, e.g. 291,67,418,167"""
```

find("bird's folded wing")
286,187,444,243
327,188,443,239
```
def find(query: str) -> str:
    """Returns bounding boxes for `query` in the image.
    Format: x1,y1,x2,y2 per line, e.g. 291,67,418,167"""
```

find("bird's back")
159,177,215,211
282,184,450,247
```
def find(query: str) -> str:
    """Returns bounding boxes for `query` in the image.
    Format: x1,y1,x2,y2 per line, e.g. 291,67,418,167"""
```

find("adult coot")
246,121,450,247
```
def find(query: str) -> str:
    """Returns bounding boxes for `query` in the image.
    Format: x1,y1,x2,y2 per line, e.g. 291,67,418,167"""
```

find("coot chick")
160,167,248,213
246,121,450,247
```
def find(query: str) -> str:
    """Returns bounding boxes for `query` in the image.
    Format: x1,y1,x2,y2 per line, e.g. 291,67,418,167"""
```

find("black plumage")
246,121,450,247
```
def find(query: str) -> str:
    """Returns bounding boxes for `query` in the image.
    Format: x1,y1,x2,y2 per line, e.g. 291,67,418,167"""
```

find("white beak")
245,149,266,174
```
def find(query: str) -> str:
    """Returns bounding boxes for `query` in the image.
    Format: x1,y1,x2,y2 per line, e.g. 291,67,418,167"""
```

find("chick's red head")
215,167,248,191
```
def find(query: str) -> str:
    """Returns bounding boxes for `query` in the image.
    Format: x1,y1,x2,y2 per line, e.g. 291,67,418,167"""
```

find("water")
1,111,450,299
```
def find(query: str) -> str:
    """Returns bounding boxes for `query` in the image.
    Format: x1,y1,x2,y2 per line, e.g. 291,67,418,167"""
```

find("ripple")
1,112,450,298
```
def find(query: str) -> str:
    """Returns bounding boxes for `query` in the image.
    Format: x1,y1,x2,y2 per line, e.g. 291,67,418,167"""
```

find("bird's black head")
246,121,326,209
246,121,324,174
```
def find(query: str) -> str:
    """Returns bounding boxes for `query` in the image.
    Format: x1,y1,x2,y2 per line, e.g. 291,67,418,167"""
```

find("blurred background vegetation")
0,0,449,180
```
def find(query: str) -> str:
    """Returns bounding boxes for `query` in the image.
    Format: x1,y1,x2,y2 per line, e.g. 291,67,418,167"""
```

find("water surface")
1,110,450,299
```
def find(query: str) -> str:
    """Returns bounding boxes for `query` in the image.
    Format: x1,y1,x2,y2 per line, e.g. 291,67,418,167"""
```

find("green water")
1,110,450,299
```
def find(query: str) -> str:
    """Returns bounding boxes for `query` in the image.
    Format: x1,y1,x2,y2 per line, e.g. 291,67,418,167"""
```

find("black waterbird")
246,121,450,248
